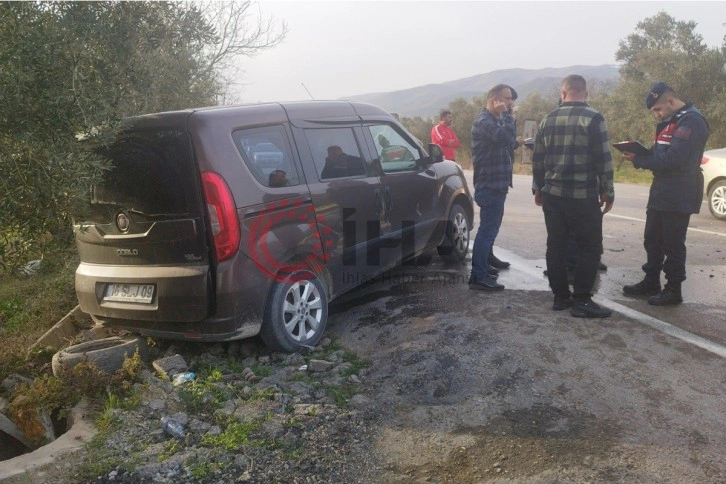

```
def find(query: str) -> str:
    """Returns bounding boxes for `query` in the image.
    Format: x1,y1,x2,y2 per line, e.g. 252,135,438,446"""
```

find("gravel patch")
43,338,383,483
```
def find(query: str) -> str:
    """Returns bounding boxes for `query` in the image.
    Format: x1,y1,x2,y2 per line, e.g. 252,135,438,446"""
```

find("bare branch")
195,0,287,73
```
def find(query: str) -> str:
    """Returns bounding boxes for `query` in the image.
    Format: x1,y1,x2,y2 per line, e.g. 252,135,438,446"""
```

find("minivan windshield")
89,129,199,218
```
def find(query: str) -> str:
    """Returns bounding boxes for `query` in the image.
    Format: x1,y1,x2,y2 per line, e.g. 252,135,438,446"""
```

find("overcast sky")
234,1,726,103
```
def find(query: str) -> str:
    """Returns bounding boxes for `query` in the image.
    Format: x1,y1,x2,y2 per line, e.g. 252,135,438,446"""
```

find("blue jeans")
471,188,507,280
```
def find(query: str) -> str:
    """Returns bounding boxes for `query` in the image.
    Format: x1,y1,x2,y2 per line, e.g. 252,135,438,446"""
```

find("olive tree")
400,115,435,154
0,1,285,273
601,11,726,149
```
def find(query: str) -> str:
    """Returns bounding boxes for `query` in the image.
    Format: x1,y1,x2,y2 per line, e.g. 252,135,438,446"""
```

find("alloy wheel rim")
282,280,323,342
452,212,469,253
712,186,726,216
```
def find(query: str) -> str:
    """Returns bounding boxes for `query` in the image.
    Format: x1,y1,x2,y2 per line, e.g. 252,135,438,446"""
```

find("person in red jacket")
431,110,460,161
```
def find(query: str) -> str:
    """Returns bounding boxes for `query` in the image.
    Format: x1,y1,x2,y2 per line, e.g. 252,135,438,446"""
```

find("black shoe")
487,265,499,276
553,295,573,311
469,275,504,291
648,287,683,306
489,254,510,270
570,298,612,318
598,261,608,271
623,280,661,297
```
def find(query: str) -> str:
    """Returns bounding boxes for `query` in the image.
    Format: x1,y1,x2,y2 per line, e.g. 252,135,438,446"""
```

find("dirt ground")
325,261,726,483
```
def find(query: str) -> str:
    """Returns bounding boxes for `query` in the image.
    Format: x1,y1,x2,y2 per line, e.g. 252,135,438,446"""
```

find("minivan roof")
121,101,393,131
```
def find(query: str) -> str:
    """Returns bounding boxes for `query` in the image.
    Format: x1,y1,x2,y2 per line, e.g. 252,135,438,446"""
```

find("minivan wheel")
260,272,328,353
437,203,470,263
708,180,726,220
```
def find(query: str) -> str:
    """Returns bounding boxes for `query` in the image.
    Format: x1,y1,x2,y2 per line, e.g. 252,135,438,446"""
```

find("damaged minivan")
74,101,473,352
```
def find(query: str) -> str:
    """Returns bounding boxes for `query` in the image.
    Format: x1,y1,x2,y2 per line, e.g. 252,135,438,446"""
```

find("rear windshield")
91,129,199,217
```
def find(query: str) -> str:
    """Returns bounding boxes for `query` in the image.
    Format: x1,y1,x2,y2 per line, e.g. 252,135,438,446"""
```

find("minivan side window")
304,128,367,180
367,125,421,173
233,125,300,188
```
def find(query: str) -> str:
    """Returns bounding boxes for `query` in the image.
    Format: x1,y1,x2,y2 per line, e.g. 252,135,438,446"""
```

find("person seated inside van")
268,169,288,187
378,134,414,163
320,145,365,179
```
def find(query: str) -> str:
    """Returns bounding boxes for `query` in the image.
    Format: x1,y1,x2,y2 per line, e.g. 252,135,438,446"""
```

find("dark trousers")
642,209,690,286
542,193,602,299
565,236,578,269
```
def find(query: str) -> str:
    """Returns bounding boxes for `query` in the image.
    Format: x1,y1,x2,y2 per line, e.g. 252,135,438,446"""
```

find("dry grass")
0,254,79,382
613,160,654,185
467,158,652,185
0,252,147,428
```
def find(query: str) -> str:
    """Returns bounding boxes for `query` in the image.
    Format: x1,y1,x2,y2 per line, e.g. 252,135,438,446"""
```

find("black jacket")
634,103,710,214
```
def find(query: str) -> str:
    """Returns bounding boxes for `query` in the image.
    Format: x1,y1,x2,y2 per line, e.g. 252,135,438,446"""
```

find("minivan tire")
51,336,149,376
260,271,329,353
437,203,471,263
708,180,726,220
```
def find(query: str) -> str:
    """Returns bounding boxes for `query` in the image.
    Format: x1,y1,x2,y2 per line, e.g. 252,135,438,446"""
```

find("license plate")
104,283,155,303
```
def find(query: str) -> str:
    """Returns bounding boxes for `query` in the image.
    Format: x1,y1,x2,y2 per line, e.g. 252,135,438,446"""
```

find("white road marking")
606,213,726,237
592,297,726,359
605,214,646,223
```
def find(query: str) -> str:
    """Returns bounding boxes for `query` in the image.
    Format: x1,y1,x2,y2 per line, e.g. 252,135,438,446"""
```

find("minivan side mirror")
422,143,444,165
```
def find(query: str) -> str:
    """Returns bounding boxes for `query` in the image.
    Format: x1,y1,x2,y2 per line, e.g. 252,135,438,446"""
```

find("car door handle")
374,189,384,216
384,186,392,214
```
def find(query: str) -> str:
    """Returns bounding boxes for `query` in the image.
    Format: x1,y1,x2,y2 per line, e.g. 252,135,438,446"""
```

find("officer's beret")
645,82,672,109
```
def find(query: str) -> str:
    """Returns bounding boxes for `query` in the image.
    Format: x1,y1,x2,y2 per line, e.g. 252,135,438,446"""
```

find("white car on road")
702,147,726,220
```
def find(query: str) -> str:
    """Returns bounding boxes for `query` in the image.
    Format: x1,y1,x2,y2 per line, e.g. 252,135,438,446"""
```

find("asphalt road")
490,173,726,349
326,171,726,481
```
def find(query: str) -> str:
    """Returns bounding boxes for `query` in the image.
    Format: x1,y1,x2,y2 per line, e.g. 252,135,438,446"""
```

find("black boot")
489,253,510,269
648,284,683,306
623,278,661,297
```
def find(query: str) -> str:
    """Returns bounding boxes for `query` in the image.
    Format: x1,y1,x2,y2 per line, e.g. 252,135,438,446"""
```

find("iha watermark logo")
248,199,460,282
248,198,334,283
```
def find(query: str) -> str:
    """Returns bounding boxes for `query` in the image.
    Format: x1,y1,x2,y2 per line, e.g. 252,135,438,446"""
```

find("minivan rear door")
74,120,212,322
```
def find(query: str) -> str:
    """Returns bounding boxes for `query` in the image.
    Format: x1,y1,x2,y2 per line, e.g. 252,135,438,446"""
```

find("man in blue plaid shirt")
468,84,524,291
532,75,615,318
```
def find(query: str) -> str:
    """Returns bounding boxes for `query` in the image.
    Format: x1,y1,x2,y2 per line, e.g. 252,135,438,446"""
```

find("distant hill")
343,65,620,118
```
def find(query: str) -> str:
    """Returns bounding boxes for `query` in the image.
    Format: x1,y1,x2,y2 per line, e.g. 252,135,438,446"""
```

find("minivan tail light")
701,156,709,165
201,171,240,262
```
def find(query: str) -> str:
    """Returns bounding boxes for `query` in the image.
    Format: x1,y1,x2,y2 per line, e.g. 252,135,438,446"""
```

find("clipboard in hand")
613,140,650,156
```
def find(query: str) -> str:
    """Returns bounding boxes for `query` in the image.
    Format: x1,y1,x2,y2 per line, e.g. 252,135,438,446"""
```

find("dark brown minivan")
74,101,473,352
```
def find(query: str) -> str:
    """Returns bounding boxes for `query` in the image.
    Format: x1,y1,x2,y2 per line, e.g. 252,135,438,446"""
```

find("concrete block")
29,306,91,352
152,354,188,379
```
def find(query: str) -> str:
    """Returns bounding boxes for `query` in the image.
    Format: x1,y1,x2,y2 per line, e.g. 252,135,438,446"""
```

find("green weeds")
188,460,228,479
325,382,361,408
158,440,183,462
96,390,141,432
178,370,239,414
201,417,268,451
0,297,28,332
